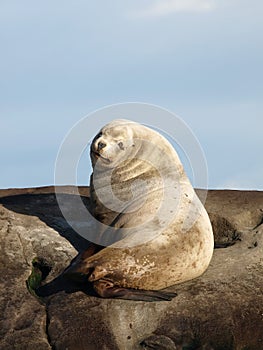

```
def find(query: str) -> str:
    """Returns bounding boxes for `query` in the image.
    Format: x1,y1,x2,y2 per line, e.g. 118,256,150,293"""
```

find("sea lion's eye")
118,142,124,150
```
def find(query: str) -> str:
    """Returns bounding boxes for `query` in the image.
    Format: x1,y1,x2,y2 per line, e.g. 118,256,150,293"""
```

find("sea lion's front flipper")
93,280,177,302
62,242,103,280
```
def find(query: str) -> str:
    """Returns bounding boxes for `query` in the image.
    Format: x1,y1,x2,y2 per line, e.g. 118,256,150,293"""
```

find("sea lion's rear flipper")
93,280,177,302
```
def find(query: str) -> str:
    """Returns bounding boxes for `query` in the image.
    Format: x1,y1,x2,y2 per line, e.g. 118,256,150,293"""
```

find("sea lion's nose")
97,141,106,151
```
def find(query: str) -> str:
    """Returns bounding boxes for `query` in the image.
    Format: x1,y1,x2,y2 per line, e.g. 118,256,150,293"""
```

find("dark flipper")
93,280,177,302
62,242,103,280
28,243,102,299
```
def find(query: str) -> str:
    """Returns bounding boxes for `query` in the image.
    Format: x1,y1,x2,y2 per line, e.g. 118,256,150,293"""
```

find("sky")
1,0,262,190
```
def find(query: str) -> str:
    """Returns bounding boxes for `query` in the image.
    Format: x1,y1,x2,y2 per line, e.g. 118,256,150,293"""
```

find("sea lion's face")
90,124,135,168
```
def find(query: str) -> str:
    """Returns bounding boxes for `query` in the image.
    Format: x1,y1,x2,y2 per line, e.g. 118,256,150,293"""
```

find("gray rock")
0,187,262,350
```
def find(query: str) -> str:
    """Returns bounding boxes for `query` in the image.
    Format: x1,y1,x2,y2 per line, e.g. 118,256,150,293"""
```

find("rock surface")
0,186,262,350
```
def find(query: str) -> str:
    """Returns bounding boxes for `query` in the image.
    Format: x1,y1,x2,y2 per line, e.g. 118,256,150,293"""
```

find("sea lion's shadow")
35,270,98,298
0,192,95,297
0,192,91,252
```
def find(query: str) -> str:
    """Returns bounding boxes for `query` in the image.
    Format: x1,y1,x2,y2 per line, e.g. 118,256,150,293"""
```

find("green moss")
26,257,51,302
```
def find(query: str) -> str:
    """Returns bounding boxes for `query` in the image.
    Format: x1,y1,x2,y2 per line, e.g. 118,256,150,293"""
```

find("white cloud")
131,0,216,18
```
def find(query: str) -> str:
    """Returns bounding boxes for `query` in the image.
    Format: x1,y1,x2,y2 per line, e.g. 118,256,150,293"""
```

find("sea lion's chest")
89,162,164,228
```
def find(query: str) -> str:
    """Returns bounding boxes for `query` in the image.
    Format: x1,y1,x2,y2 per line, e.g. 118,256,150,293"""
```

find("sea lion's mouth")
92,150,111,163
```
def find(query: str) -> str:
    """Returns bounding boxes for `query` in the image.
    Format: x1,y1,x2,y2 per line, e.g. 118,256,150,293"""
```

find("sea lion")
60,119,214,301
38,119,214,301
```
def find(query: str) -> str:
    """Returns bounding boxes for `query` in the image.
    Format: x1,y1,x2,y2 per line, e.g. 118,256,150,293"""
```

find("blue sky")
1,0,262,189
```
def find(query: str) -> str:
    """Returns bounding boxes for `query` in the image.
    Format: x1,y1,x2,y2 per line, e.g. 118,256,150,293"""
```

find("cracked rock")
0,187,263,350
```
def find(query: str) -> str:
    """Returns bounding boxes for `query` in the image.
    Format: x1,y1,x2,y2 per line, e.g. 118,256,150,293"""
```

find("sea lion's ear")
118,142,124,150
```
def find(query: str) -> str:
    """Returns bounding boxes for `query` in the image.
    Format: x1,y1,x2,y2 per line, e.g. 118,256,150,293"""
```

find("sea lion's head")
90,119,137,168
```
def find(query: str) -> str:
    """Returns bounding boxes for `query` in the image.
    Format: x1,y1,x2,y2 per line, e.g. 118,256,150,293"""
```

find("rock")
0,188,77,350
141,335,177,349
0,186,263,350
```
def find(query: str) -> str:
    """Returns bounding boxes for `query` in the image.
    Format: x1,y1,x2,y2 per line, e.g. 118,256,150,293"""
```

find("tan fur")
85,119,214,290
